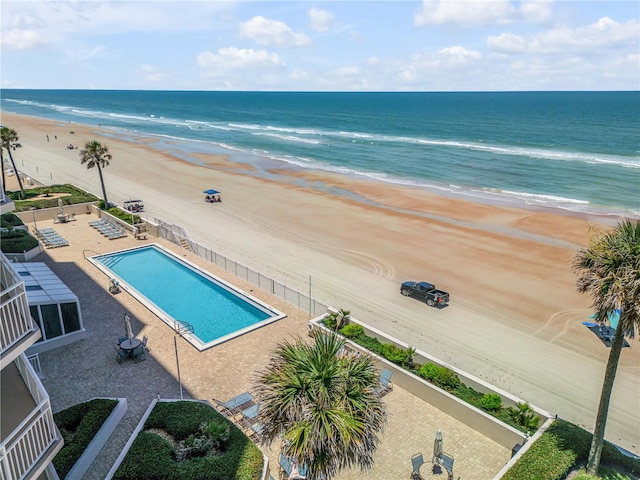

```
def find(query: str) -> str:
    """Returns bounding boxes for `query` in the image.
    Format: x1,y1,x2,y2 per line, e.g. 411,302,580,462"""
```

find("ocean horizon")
2,89,639,218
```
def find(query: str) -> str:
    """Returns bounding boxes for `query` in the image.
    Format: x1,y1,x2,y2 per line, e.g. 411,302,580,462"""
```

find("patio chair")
439,452,454,480
114,345,127,364
374,368,393,396
132,344,146,362
411,453,424,480
142,335,149,351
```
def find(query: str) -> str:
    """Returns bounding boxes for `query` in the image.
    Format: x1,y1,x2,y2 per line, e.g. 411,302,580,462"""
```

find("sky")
1,0,638,91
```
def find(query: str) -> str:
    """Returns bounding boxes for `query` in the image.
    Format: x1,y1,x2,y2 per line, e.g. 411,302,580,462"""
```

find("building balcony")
1,254,41,370
0,354,63,480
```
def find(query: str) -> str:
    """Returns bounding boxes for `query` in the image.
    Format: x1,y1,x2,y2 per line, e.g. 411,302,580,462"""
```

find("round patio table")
120,338,141,356
419,462,449,480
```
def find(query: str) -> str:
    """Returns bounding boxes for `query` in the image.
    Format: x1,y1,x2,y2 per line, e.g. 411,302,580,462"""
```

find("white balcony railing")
0,355,60,480
1,255,36,355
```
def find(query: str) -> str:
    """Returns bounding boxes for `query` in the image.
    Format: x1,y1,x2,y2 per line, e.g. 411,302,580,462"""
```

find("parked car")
400,281,449,307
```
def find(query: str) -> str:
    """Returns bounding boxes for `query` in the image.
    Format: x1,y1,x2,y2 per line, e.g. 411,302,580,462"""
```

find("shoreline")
3,110,636,223
2,111,639,453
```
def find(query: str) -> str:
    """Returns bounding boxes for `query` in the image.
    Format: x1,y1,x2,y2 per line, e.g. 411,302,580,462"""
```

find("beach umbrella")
124,313,134,341
58,198,65,214
433,430,443,464
203,189,220,195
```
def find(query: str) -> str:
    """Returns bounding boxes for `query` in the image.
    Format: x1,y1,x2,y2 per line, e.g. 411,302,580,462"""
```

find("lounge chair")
214,391,254,416
279,454,307,479
411,453,424,480
374,368,393,396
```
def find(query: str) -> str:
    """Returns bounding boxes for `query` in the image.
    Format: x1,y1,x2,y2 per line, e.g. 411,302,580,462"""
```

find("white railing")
1,256,35,354
27,354,42,378
0,355,59,480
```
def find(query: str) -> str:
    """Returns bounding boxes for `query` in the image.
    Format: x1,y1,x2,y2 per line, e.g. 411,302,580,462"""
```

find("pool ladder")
174,320,194,336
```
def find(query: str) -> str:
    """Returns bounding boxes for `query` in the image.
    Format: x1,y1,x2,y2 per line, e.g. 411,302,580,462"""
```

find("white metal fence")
156,220,328,317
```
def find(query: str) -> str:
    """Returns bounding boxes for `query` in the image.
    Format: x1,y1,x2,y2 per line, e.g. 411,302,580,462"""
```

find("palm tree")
0,126,25,199
80,140,112,207
254,330,387,480
571,219,640,475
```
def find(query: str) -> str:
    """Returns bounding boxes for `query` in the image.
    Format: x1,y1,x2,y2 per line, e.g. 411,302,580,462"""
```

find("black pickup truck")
400,281,450,307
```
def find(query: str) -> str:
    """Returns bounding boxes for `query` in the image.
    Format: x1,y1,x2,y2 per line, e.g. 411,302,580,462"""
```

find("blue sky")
1,1,638,91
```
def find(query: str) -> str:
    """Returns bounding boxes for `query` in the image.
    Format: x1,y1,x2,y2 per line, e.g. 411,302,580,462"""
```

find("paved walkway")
35,214,511,479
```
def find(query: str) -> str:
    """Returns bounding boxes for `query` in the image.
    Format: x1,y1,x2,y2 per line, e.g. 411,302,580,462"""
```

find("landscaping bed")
114,401,263,480
501,420,640,480
1,213,39,253
53,398,118,478
8,184,99,211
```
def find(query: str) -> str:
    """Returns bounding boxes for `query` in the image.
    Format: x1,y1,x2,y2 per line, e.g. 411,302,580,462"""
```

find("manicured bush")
478,393,503,412
53,399,118,478
106,207,141,225
417,363,461,391
339,323,364,338
116,401,263,480
0,229,39,253
1,213,24,228
380,343,411,365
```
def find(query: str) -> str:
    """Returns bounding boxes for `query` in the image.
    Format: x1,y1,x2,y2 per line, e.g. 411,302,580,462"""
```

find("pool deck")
32,214,511,479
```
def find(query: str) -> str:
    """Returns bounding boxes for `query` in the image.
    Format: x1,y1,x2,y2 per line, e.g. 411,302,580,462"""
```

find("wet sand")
3,112,638,453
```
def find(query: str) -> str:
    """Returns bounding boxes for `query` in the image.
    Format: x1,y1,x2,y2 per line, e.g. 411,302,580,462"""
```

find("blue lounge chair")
374,368,393,396
214,392,254,415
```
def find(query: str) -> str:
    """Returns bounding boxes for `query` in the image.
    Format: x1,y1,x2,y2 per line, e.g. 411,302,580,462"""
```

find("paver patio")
31,213,511,479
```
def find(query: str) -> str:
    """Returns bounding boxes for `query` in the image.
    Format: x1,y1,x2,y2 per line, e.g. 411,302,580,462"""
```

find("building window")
29,305,44,342
60,303,81,333
40,304,63,339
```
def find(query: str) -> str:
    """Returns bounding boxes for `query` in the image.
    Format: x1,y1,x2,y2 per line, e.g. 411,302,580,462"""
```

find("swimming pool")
89,244,285,350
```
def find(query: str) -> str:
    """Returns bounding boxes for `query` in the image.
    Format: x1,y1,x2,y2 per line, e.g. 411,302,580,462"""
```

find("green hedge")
8,184,99,212
502,420,640,480
0,229,39,253
105,207,141,225
1,213,24,228
114,401,263,480
53,399,118,478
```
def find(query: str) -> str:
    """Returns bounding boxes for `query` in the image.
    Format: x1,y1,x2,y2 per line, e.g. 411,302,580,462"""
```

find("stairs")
179,238,190,251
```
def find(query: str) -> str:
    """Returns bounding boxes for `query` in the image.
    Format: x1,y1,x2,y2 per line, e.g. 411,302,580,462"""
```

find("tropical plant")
254,330,387,480
506,402,540,432
1,126,25,198
571,219,640,475
478,393,503,412
79,140,112,207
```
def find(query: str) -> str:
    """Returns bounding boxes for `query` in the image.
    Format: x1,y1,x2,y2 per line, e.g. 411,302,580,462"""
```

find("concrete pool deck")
31,213,511,479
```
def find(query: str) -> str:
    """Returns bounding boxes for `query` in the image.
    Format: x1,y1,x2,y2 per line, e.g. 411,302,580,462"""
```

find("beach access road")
8,112,639,455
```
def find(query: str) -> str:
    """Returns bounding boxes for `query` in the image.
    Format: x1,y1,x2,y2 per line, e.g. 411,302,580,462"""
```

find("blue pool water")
90,245,283,349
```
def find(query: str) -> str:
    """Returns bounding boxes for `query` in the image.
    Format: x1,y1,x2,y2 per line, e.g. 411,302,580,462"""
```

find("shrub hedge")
53,399,118,478
1,213,24,228
0,229,39,253
502,420,640,480
115,401,263,480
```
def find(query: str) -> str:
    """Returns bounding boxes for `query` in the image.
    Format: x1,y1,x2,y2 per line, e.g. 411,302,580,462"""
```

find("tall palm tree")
571,219,640,475
254,330,387,480
0,126,25,199
80,140,112,207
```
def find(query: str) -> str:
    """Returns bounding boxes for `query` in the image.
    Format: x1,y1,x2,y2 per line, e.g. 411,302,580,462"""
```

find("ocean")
2,90,639,218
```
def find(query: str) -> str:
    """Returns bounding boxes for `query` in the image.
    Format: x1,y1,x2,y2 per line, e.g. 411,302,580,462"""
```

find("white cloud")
136,64,170,83
197,47,285,72
239,16,311,47
488,17,640,54
336,66,361,77
1,28,48,49
439,46,482,62
308,8,335,33
415,0,554,28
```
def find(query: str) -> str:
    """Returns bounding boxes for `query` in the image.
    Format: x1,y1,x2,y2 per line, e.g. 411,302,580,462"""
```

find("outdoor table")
419,462,449,480
57,213,69,223
120,338,141,357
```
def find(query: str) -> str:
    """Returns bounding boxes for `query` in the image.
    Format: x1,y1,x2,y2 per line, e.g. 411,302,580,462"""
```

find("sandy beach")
3,112,639,454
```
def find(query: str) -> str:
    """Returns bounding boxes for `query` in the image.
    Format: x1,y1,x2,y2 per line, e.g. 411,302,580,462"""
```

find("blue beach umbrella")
607,309,621,330
203,189,220,195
